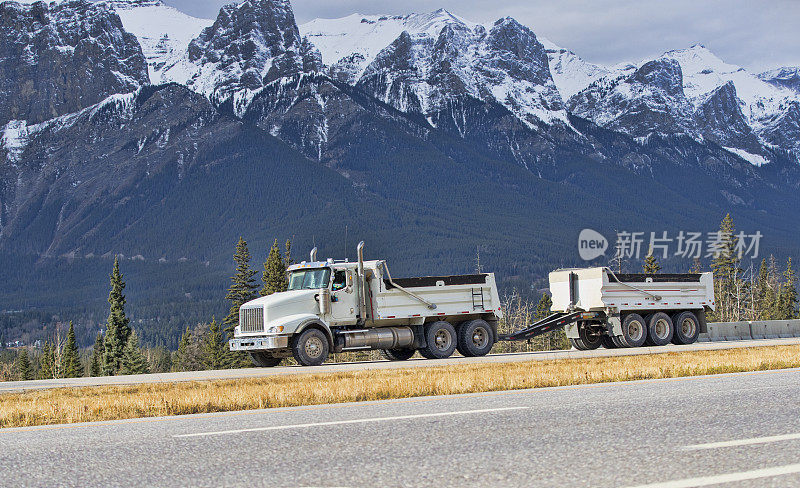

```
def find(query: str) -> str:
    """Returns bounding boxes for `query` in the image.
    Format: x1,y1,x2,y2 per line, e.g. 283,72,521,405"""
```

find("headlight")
267,326,285,334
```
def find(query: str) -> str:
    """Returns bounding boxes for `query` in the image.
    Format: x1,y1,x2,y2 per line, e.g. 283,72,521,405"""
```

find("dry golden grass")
2,345,799,429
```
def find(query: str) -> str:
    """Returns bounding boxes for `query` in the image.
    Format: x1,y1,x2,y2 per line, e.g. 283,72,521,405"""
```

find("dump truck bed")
369,272,503,321
549,267,715,313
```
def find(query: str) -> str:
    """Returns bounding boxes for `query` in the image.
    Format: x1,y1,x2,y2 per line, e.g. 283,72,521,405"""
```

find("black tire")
611,335,626,348
646,312,674,346
421,321,457,359
671,311,700,345
456,319,495,357
292,328,329,366
381,348,416,361
601,335,619,349
620,314,647,348
573,322,602,350
249,352,282,367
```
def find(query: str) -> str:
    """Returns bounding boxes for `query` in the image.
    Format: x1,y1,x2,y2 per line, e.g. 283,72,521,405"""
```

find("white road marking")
683,432,800,450
624,463,800,488
173,406,529,438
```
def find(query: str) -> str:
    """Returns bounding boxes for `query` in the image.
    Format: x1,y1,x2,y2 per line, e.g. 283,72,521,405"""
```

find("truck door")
330,269,357,324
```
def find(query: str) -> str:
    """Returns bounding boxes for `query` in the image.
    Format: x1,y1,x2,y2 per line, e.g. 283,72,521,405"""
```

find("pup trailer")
230,243,714,366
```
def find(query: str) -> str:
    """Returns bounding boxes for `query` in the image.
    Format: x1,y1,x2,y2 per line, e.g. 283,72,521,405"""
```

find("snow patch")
723,146,769,167
1,121,31,164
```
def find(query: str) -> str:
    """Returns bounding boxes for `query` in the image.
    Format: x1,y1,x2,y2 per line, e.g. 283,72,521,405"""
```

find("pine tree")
62,321,82,378
223,237,259,335
777,258,798,319
103,256,131,375
643,254,662,274
37,342,55,380
121,330,148,375
16,349,33,381
261,239,289,296
90,332,105,377
202,317,229,370
709,214,743,321
534,293,553,321
174,325,203,372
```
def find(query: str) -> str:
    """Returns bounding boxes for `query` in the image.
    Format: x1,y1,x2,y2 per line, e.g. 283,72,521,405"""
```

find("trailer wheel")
292,328,329,366
671,311,699,345
620,314,647,347
572,322,602,350
456,320,495,357
249,352,282,367
611,336,626,348
645,312,674,346
380,349,416,361
420,321,457,359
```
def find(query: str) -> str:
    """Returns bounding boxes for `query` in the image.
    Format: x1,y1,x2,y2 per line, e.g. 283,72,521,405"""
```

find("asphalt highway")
2,368,800,487
1,337,799,393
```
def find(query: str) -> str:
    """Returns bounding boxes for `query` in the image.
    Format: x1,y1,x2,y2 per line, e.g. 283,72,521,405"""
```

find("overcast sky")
163,0,800,73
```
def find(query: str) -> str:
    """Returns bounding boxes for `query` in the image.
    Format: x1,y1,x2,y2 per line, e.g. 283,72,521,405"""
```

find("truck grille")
240,307,264,333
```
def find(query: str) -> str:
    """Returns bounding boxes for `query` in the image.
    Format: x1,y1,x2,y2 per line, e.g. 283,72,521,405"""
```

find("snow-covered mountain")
301,11,569,128
760,67,800,94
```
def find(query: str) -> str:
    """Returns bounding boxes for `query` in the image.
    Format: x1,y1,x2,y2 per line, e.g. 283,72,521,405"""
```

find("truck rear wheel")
601,335,619,349
671,311,699,345
420,321,457,359
292,328,329,366
249,352,282,367
620,314,647,348
381,348,416,361
645,312,674,346
456,319,494,357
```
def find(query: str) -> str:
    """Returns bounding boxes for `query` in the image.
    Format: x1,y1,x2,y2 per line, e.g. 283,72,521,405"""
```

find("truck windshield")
288,268,331,290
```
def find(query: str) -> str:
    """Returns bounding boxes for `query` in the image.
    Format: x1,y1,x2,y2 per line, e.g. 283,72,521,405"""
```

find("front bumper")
229,335,290,352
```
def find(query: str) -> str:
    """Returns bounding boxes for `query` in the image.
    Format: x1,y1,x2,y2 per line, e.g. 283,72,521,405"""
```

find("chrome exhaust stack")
310,247,318,262
357,241,367,321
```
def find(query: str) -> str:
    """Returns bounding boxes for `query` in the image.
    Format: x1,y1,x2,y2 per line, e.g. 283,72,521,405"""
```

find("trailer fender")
564,322,580,339
607,315,623,336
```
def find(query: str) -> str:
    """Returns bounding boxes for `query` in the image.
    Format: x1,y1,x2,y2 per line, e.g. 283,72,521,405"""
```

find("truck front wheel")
292,328,330,366
420,321,457,359
249,352,282,367
456,319,494,357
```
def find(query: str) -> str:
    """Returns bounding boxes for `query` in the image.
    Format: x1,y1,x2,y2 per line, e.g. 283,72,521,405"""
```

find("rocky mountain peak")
0,0,149,125
760,66,800,93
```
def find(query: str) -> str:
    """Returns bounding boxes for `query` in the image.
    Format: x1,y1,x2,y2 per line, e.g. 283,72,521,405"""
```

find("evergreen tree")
16,349,33,381
103,256,131,375
261,239,289,296
90,332,105,377
62,321,82,378
121,330,148,375
37,342,55,380
643,254,662,274
223,237,259,334
777,258,798,319
174,326,202,372
709,214,743,321
754,259,775,320
534,293,553,321
202,317,229,370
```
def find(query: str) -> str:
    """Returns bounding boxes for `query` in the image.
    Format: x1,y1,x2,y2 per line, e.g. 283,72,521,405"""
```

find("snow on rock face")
183,0,319,110
305,11,567,127
759,67,800,94
0,0,149,125
539,36,609,100
99,0,213,85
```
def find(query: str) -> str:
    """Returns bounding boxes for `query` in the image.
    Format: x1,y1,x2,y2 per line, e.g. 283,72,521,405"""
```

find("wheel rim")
655,318,670,339
471,327,489,349
627,320,644,342
434,329,452,351
681,318,696,338
305,336,324,359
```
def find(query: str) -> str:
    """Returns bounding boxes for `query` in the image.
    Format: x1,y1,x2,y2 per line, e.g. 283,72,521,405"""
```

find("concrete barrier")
706,322,752,341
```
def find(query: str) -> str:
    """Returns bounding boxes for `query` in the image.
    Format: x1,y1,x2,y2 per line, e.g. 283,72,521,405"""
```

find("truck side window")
332,270,346,291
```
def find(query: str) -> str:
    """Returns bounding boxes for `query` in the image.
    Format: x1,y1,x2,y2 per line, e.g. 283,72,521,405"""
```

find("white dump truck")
230,242,503,366
230,244,715,366
526,267,715,350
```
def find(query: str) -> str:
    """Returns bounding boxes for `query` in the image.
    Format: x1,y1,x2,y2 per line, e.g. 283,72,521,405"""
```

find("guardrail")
698,319,800,342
